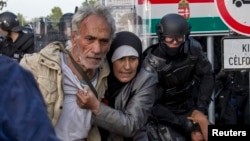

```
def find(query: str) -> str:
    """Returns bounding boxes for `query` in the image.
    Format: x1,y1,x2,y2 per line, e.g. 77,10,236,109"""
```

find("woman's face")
112,56,139,83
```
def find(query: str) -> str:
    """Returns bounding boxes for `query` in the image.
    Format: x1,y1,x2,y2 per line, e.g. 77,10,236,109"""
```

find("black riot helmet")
0,11,21,31
58,13,73,42
156,13,190,40
58,13,73,33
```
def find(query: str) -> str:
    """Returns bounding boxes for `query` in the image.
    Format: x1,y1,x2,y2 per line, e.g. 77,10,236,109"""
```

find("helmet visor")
163,35,185,44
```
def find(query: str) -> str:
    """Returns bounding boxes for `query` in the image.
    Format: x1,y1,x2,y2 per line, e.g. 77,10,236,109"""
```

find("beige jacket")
20,41,110,141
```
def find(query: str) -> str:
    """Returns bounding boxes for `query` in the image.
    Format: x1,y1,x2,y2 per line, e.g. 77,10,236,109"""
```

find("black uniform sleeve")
190,38,215,114
150,104,194,133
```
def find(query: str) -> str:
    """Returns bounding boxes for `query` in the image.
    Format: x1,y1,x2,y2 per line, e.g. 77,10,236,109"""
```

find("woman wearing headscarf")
76,31,158,141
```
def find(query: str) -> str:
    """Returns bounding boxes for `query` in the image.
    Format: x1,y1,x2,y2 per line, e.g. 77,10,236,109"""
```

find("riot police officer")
144,13,214,141
0,11,34,62
58,13,73,47
33,13,73,52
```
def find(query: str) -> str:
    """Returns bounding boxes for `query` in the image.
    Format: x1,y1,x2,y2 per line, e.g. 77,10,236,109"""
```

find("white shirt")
55,53,93,141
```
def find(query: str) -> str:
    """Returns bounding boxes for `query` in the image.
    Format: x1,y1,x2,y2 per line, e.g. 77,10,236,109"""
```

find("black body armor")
144,37,214,114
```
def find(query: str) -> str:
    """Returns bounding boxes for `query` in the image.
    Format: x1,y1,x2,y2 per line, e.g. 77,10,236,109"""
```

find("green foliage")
2,3,72,27
82,0,96,7
48,6,63,22
17,13,27,26
0,0,7,11
89,0,96,5
48,6,63,29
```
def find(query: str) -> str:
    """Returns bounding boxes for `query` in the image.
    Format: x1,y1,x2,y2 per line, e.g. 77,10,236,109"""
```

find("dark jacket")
13,32,34,62
94,66,158,141
0,32,34,62
144,37,214,132
0,55,60,141
0,38,12,57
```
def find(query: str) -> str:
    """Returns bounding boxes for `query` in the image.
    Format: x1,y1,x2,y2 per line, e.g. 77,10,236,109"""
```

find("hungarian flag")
138,0,214,4
178,0,190,19
138,0,214,19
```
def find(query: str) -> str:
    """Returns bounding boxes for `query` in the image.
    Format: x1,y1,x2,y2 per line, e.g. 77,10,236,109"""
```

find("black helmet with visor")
0,11,22,32
156,13,190,44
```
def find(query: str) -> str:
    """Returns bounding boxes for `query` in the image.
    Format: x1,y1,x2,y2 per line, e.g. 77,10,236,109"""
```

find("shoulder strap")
60,46,98,98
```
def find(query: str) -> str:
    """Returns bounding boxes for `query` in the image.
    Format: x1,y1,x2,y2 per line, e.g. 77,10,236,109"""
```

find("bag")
147,122,186,141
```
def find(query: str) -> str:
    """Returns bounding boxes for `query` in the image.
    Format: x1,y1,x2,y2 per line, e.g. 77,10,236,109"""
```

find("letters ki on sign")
223,37,250,70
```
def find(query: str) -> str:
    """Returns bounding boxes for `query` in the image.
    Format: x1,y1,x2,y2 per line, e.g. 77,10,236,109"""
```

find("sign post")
216,0,250,124
222,36,250,124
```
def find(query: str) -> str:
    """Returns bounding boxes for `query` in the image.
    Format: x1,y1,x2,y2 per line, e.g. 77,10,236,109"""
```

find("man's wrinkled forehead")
79,15,112,38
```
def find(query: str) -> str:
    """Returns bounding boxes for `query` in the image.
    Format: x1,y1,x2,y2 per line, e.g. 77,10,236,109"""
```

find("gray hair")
72,4,116,39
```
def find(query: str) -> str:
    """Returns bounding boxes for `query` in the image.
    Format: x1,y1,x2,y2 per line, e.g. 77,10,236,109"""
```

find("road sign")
222,37,250,70
137,0,228,35
215,0,250,36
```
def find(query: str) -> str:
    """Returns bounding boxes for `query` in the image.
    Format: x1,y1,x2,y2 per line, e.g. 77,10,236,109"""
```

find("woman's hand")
76,85,100,114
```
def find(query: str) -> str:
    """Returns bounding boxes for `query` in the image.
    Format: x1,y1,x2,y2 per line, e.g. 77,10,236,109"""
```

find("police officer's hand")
187,110,207,123
187,110,209,141
191,130,205,141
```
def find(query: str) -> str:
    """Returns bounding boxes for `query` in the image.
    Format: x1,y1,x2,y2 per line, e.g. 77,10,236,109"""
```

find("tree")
0,0,7,11
82,0,97,7
48,6,63,22
48,6,63,29
88,0,96,5
17,13,27,26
